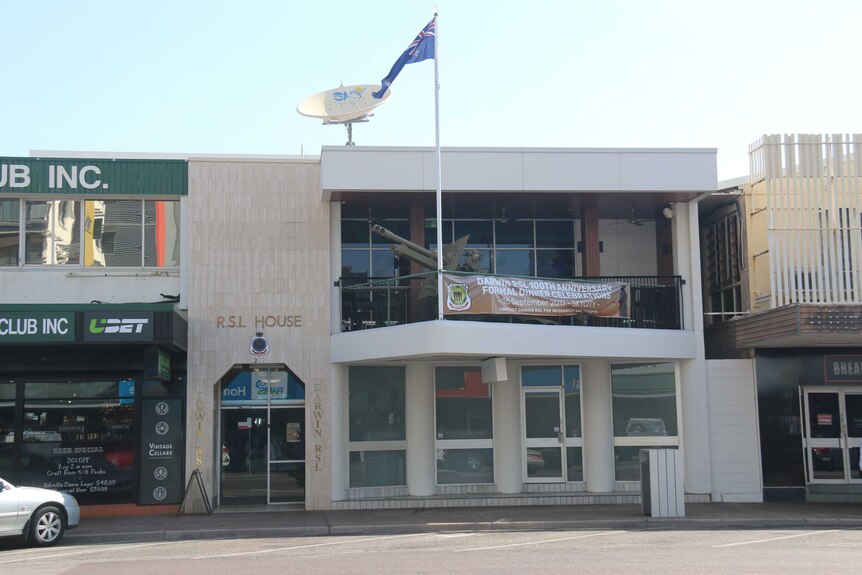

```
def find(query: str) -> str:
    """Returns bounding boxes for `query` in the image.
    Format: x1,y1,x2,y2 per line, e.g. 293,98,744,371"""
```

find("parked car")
0,477,80,546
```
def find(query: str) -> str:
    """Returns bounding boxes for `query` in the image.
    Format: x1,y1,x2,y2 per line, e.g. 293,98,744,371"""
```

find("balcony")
338,272,683,332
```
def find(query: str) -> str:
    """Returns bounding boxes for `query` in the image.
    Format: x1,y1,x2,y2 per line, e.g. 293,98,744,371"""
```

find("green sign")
0,158,187,196
0,311,75,342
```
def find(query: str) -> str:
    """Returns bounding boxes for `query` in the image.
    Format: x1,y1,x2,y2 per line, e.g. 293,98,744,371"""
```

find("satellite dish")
297,84,390,144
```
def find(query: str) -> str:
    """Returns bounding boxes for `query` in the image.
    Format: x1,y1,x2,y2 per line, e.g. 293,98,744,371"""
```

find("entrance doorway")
521,365,583,483
802,388,862,483
219,365,306,505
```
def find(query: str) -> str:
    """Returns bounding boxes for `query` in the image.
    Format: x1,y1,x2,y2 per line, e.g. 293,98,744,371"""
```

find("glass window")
522,365,560,387
341,250,370,278
341,220,370,248
21,378,135,503
611,362,678,481
436,448,494,484
0,382,14,477
494,249,533,276
0,199,20,266
371,250,402,277
611,363,678,437
349,367,405,442
537,250,574,278
435,367,491,440
455,221,493,248
144,200,181,267
566,447,583,482
458,249,492,273
536,221,574,249
564,366,581,438
84,200,141,267
426,219,453,250
349,450,406,488
25,200,81,265
495,220,533,248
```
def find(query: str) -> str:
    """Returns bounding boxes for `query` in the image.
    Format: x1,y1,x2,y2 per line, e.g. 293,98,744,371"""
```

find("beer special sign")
443,274,630,318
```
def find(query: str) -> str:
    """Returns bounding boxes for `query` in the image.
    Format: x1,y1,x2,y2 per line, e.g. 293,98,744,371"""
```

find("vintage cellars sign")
443,274,630,318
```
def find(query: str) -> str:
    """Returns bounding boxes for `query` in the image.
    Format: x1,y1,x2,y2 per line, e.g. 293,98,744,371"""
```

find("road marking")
437,532,478,539
0,541,177,565
195,532,431,559
456,530,625,552
711,529,839,548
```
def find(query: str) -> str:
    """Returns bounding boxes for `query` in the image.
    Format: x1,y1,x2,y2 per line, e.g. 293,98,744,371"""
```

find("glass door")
803,389,862,483
221,408,268,504
524,389,565,481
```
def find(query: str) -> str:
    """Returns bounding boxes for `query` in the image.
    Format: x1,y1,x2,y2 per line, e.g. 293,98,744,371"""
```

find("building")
1,145,766,513
702,134,862,502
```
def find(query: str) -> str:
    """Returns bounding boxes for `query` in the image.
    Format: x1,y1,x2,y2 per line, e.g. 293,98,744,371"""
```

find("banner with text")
443,274,630,318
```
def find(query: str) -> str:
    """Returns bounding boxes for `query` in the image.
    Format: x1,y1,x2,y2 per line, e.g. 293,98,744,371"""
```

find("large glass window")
348,366,406,488
341,210,410,280
611,362,679,480
5,198,180,268
435,366,493,484
21,379,136,503
0,382,14,478
0,200,20,266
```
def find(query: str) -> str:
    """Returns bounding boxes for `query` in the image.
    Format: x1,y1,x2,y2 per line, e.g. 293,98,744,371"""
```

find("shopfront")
0,304,187,506
756,348,862,501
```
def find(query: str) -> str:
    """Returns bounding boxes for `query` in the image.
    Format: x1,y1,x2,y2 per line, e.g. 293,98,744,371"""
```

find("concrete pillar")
405,363,435,496
493,360,522,493
330,363,347,501
582,360,614,492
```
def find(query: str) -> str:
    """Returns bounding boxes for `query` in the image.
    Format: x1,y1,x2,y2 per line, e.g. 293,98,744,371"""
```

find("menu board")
139,399,184,505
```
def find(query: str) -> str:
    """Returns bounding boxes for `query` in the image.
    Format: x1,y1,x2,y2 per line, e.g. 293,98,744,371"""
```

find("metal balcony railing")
338,272,684,332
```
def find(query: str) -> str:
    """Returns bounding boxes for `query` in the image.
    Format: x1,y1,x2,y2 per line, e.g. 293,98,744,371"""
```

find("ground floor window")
611,362,679,480
348,366,406,488
435,366,493,484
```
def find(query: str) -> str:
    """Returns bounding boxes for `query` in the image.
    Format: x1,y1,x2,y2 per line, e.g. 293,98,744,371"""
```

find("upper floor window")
1,199,180,268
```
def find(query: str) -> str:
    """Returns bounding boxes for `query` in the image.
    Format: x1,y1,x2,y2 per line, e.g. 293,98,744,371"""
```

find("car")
0,477,80,546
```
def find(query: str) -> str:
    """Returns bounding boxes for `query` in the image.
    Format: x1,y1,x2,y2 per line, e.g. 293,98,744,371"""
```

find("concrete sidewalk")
64,502,862,544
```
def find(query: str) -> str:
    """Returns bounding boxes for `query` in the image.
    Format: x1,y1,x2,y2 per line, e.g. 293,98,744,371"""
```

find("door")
524,389,565,481
803,389,862,483
220,408,269,505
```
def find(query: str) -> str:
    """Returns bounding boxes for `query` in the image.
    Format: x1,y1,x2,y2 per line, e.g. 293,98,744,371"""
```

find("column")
405,363,435,496
493,360,522,493
580,195,601,276
582,360,614,492
330,363,347,501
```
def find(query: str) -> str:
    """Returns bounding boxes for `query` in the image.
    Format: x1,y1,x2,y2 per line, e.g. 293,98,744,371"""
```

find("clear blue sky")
3,0,860,180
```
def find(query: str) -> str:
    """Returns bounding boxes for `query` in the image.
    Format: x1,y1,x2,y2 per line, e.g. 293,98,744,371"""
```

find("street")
1,526,860,575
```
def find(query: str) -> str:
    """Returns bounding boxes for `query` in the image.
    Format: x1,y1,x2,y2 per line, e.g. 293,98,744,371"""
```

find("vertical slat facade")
750,134,862,307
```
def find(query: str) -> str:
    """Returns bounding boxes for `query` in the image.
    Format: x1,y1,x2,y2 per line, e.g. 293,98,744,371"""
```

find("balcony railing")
338,272,684,332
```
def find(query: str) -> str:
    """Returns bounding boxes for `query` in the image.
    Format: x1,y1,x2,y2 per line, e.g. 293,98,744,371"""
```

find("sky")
2,0,860,181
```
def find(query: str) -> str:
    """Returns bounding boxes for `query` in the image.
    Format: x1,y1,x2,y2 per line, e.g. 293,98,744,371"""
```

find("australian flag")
372,17,436,99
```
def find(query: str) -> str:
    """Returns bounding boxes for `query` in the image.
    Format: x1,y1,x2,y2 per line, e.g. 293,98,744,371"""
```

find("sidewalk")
65,502,862,544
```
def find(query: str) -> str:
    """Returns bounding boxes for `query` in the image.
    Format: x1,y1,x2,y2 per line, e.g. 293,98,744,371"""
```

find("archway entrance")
218,365,306,506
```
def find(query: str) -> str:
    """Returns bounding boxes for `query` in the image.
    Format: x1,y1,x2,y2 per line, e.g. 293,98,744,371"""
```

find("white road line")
457,530,625,552
711,529,839,548
0,541,177,565
194,532,431,559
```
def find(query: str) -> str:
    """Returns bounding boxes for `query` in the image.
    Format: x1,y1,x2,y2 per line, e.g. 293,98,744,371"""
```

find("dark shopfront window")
20,379,136,503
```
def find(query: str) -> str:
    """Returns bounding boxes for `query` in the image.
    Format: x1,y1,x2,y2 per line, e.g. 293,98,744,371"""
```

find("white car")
0,477,80,546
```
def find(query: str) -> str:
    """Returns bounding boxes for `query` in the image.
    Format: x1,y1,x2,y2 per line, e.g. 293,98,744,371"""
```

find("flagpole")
434,12,444,321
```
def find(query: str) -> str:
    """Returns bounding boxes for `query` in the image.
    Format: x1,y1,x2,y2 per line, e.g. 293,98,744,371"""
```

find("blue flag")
372,17,436,99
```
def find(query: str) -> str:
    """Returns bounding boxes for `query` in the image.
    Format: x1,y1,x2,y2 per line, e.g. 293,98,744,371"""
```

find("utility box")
640,449,685,517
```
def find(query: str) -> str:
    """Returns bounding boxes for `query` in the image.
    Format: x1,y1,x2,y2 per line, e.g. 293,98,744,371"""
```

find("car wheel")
29,506,65,547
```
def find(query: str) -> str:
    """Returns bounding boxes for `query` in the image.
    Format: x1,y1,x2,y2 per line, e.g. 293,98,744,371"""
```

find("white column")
582,360,614,492
405,363,435,496
675,201,712,495
329,202,342,335
493,360,522,493
330,363,347,501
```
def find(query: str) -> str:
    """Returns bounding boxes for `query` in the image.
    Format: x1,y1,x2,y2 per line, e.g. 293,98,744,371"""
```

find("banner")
443,274,630,319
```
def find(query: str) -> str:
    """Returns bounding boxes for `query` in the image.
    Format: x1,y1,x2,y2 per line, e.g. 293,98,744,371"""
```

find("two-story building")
2,145,765,513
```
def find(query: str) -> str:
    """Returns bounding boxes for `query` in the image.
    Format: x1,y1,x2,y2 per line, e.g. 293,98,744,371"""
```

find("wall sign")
0,311,75,342
139,399,184,505
83,311,154,342
824,355,862,383
0,158,187,196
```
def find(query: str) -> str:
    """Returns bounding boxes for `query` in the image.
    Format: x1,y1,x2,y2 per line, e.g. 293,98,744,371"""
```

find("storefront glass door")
524,389,565,481
803,389,862,483
219,366,305,505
